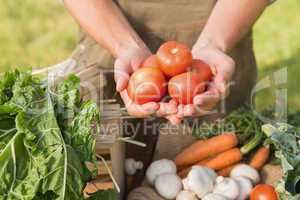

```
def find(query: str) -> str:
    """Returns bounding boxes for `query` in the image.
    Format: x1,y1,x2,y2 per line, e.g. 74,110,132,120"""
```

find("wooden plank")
95,147,111,155
111,139,125,198
84,180,114,195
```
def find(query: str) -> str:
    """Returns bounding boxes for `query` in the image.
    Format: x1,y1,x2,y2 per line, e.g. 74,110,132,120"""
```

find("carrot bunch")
175,132,270,178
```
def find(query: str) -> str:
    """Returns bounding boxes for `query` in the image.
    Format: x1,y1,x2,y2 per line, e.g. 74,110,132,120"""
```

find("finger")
193,87,220,105
193,47,235,83
212,56,235,98
215,57,235,83
165,115,182,125
114,59,131,92
156,102,178,117
183,104,195,116
214,75,226,92
176,104,185,118
117,77,129,92
120,90,159,117
169,99,178,106
127,102,159,117
130,56,145,71
193,88,220,115
213,75,230,99
141,102,160,113
130,49,152,71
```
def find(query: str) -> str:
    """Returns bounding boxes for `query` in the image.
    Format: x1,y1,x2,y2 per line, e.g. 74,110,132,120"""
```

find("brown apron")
71,0,263,199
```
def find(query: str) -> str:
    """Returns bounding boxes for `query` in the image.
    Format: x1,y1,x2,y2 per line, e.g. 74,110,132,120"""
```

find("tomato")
190,59,213,81
250,184,279,200
156,41,192,77
168,72,205,104
142,55,161,68
127,67,167,104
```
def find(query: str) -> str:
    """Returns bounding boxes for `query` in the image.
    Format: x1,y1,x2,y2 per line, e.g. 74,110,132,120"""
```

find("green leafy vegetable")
262,123,300,199
0,70,18,105
69,101,100,163
53,74,81,133
193,107,264,144
0,70,115,200
86,190,118,200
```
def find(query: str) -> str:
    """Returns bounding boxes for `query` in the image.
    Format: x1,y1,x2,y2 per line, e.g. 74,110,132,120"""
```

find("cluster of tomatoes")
127,41,213,105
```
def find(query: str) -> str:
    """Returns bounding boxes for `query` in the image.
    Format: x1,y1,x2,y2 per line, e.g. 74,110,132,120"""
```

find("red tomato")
250,184,279,200
127,67,167,104
168,72,205,104
156,41,192,77
142,55,161,68
190,59,213,81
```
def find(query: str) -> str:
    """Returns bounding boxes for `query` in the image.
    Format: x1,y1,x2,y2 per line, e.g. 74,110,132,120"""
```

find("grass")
253,0,300,111
0,0,77,71
0,0,299,111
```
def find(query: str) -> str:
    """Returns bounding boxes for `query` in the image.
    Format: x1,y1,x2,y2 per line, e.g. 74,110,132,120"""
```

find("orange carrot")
205,148,243,170
174,133,238,167
178,149,242,178
249,146,270,170
217,163,241,177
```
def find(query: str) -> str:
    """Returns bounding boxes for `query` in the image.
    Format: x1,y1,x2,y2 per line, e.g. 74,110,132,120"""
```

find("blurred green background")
0,0,299,111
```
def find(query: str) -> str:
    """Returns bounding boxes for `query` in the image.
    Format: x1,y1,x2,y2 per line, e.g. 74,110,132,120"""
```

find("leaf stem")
262,124,276,137
240,130,264,155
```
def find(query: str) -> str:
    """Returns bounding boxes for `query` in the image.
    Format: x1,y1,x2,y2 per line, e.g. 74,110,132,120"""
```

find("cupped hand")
192,44,235,113
114,45,160,117
114,45,152,92
160,44,236,124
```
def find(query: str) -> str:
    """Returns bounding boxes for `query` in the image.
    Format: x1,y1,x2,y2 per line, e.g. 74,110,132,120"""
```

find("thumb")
130,56,145,71
114,59,131,92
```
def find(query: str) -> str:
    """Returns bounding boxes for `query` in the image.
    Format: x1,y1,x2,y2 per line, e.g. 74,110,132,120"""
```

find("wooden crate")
85,101,125,199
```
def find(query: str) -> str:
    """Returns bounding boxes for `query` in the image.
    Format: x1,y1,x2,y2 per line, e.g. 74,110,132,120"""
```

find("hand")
114,45,160,117
161,44,236,124
192,44,235,112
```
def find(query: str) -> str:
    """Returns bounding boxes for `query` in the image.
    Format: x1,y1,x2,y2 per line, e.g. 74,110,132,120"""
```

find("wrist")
115,37,150,58
194,34,228,53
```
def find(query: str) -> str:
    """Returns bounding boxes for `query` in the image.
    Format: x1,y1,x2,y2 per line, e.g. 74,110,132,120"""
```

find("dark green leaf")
69,101,100,162
0,71,102,200
52,74,80,134
87,190,118,200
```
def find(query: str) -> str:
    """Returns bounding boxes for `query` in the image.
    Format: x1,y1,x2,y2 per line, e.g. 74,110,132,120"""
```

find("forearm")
64,0,147,57
195,0,269,52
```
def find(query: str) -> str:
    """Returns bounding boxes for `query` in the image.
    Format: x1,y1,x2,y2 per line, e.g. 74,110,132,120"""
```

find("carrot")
217,163,241,177
178,148,243,177
204,131,264,171
174,133,238,167
205,148,243,170
249,146,270,170
177,131,264,178
178,149,242,178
